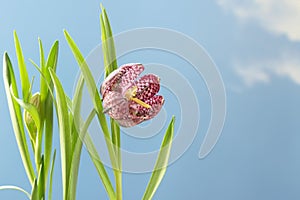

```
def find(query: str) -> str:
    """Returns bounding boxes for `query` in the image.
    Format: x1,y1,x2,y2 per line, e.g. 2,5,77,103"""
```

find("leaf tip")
54,40,59,46
3,51,8,58
171,115,175,123
13,30,19,43
100,3,104,11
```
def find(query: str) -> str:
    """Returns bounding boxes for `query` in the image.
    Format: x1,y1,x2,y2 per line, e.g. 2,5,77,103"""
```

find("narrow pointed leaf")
43,41,58,186
64,31,119,177
100,6,122,199
142,116,175,200
67,110,95,200
13,31,31,101
37,156,45,200
84,133,116,200
38,38,45,72
3,52,35,184
63,30,111,140
72,74,116,199
49,68,71,200
100,5,118,75
48,150,56,200
40,40,59,102
31,180,38,200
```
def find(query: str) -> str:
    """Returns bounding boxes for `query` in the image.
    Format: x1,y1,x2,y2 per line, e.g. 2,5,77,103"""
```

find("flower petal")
100,63,144,97
102,91,129,120
119,63,144,92
135,74,160,101
116,118,143,127
129,95,164,120
100,63,164,127
113,95,164,127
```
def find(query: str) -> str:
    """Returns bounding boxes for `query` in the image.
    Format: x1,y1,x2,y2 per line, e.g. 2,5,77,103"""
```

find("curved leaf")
63,30,111,140
37,156,45,200
2,52,35,184
14,31,31,102
43,40,58,188
100,6,122,199
0,185,31,199
10,88,41,142
48,150,56,200
142,116,175,200
72,75,116,199
49,68,71,200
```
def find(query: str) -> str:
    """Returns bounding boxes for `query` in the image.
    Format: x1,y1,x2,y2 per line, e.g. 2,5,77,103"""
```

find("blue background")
1,0,300,199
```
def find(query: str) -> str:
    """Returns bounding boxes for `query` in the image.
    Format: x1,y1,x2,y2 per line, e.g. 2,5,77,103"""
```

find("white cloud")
235,66,270,87
274,58,300,84
234,55,300,86
217,0,300,41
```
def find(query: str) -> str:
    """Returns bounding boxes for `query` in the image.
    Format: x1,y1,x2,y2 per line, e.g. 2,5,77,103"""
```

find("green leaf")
43,40,58,187
100,5,118,76
64,31,118,177
67,113,82,200
100,4,120,153
100,5,122,199
84,134,116,200
0,185,31,199
31,179,38,200
72,74,116,199
49,68,71,200
63,30,111,140
2,52,35,184
10,88,42,168
142,116,175,200
37,156,45,200
42,40,59,101
38,38,45,73
71,75,84,129
48,150,56,200
14,30,31,102
10,89,41,143
67,109,94,200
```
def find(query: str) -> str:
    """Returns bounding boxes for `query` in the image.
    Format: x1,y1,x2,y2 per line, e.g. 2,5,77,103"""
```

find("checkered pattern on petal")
128,95,164,120
115,118,144,127
102,91,129,120
100,63,164,127
100,63,144,98
118,63,144,92
135,74,160,101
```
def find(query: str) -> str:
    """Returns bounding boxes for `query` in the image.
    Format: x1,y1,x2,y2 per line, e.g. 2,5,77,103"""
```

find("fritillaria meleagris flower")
100,63,164,127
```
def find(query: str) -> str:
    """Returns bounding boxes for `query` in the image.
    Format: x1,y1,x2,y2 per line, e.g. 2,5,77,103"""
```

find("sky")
0,0,300,199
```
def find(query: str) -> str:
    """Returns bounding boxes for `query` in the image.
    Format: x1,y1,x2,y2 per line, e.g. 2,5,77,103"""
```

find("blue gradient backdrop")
0,0,300,199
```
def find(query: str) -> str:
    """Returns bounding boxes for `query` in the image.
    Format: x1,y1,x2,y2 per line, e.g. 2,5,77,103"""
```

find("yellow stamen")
125,86,151,108
131,97,151,109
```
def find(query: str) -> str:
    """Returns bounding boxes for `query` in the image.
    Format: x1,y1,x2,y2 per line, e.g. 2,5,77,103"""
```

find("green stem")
115,170,122,200
35,127,43,169
111,119,122,200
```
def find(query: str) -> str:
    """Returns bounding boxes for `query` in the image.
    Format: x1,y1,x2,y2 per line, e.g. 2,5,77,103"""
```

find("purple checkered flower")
100,63,164,127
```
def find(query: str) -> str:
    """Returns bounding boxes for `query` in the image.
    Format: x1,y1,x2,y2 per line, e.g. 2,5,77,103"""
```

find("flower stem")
111,119,122,200
116,169,122,200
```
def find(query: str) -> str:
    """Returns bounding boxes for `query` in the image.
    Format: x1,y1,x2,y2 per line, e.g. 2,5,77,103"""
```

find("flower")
24,92,41,140
100,63,164,127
